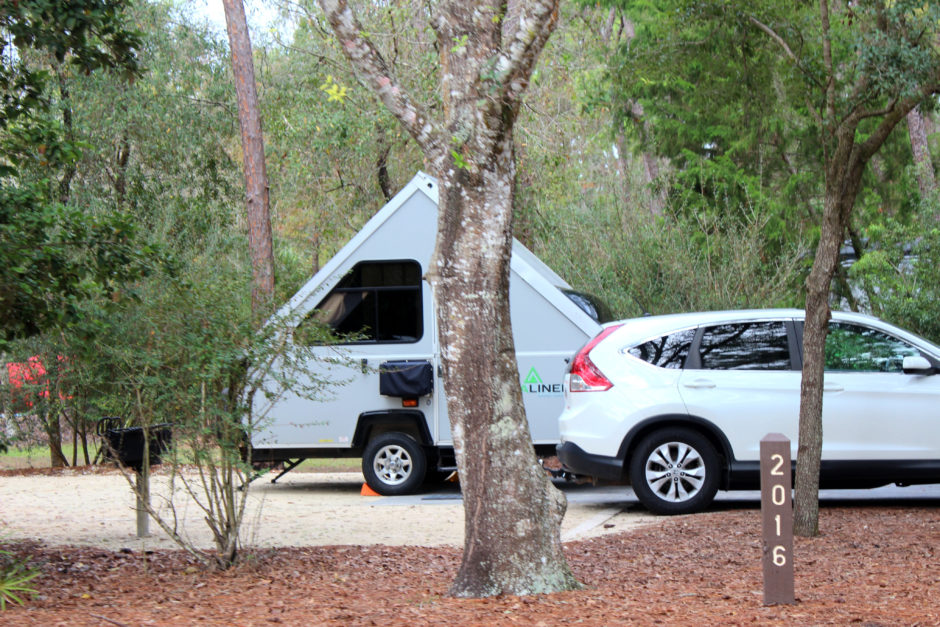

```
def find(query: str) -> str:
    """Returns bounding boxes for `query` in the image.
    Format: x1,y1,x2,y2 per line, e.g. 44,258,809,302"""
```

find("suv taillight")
568,324,622,392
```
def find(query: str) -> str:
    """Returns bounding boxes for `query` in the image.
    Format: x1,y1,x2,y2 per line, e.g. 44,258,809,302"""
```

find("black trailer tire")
629,427,720,515
362,432,427,496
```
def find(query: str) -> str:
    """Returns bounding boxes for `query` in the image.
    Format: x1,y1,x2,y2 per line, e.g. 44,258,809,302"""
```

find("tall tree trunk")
907,106,937,200
318,0,578,597
45,412,68,468
375,124,393,202
795,114,884,536
435,154,577,598
110,132,132,208
54,64,76,205
80,416,90,465
794,194,845,538
310,230,321,275
222,0,275,320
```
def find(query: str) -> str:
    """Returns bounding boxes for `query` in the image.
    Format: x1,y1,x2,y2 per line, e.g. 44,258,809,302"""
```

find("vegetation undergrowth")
0,547,38,611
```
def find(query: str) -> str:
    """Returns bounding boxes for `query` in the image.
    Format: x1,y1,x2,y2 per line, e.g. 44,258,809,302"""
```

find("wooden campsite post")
760,433,795,605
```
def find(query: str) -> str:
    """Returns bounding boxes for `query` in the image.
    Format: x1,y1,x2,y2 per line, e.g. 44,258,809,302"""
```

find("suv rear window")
628,328,696,369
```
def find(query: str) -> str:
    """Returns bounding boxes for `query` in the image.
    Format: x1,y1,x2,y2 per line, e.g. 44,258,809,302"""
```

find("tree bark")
375,124,393,202
318,0,579,597
54,64,76,205
435,154,577,598
222,0,276,320
793,184,849,538
907,106,936,200
44,412,68,468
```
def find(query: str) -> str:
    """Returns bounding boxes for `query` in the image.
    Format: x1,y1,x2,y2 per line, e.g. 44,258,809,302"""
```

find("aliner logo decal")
524,367,543,385
521,367,563,397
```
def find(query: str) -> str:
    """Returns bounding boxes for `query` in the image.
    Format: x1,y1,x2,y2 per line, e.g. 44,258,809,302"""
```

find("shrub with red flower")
5,356,68,412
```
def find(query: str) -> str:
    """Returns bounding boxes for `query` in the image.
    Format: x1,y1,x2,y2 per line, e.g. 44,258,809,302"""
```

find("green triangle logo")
524,367,543,385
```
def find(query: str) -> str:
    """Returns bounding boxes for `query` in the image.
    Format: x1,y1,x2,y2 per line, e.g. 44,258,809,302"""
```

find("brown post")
760,433,795,605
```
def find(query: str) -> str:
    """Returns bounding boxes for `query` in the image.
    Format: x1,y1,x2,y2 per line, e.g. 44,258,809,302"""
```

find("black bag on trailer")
379,360,433,397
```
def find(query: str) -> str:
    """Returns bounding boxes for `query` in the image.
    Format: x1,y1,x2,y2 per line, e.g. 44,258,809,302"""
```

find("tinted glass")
562,290,616,324
296,261,422,344
825,322,920,373
698,322,791,370
629,328,695,369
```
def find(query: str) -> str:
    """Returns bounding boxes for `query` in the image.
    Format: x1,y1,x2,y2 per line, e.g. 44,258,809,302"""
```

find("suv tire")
630,427,720,515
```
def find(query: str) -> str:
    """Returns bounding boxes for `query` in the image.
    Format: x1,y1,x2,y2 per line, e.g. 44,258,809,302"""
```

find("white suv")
556,309,940,515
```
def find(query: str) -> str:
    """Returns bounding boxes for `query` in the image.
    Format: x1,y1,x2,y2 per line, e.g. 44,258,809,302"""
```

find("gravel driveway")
0,469,660,551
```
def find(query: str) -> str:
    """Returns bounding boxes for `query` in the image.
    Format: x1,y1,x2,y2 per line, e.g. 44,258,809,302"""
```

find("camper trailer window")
296,260,423,344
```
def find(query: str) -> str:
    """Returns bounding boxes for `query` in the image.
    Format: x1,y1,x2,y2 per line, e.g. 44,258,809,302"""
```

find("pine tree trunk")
222,0,275,320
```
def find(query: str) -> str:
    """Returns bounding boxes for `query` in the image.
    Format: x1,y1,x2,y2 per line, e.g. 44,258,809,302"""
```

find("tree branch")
858,79,940,163
317,0,443,156
747,16,823,127
495,0,559,109
747,16,798,63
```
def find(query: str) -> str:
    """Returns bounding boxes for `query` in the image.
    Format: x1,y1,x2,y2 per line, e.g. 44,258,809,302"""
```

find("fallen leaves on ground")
2,506,937,626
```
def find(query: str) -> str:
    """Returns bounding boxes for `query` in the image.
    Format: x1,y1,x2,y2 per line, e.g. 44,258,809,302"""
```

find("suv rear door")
676,318,801,462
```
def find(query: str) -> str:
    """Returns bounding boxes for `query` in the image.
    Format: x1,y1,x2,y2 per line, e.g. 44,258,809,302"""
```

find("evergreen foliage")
0,0,154,344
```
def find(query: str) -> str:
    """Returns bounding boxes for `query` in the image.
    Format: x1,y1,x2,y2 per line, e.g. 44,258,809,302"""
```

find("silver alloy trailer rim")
644,441,706,503
373,444,413,486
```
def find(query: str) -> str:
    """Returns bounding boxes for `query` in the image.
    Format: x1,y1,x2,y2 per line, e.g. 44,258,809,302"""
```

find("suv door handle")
823,383,844,393
683,379,716,389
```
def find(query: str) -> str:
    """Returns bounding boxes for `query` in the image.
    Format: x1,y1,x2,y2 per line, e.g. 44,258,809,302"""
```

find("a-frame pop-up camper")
251,172,608,494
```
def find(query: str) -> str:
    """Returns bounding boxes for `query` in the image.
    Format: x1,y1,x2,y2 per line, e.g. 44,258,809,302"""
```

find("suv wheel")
629,428,720,515
362,432,427,496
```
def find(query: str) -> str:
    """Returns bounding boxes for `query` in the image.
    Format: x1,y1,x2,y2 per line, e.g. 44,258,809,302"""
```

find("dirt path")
0,468,658,551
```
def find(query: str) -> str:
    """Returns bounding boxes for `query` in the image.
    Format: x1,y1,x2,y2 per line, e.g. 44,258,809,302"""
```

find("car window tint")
628,329,695,369
825,322,920,372
698,322,790,370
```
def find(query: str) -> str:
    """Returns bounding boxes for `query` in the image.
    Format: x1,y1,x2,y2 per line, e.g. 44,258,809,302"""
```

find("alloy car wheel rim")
374,444,412,485
644,441,706,503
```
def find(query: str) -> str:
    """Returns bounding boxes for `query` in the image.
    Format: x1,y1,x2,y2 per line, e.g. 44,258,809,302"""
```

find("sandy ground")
0,469,660,551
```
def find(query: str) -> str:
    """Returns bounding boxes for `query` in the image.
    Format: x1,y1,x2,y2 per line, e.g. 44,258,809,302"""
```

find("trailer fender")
353,410,433,448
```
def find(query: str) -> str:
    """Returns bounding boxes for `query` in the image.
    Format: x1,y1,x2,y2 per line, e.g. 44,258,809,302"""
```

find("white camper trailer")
251,172,608,494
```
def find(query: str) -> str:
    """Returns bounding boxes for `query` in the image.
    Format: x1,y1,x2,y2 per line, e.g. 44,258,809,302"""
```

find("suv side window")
295,260,423,344
698,322,791,370
628,328,696,369
825,322,920,373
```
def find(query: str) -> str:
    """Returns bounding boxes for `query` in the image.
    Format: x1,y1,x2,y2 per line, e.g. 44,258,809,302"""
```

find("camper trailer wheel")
362,432,427,496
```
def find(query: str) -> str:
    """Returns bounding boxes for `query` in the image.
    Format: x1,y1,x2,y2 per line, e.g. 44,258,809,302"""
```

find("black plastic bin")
97,418,172,471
